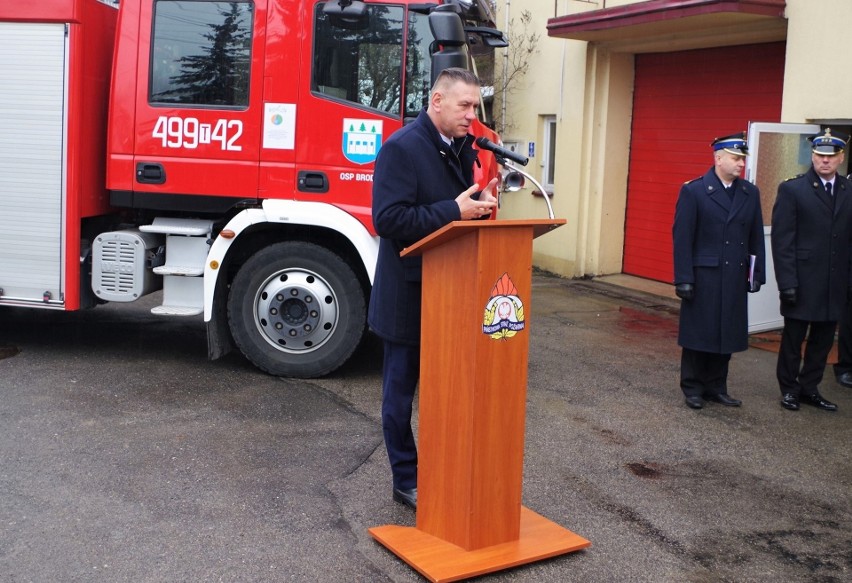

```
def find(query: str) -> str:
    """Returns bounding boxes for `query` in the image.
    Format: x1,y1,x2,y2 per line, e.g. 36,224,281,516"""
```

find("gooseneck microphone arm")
502,160,555,220
475,136,554,219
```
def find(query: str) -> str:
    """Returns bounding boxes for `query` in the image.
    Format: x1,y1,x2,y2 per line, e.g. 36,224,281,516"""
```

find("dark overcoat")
673,168,766,353
771,168,852,322
368,109,478,345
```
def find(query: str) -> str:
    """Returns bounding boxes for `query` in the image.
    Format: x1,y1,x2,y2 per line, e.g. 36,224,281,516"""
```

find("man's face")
812,151,845,180
714,151,746,183
432,81,480,138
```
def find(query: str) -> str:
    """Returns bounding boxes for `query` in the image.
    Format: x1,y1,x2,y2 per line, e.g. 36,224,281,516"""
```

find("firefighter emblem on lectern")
482,273,525,340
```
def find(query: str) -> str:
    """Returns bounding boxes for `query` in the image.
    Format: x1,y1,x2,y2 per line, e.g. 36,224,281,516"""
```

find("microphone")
475,137,529,166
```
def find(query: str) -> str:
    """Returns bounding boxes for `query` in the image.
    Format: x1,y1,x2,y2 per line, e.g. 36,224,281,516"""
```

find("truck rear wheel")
227,241,366,378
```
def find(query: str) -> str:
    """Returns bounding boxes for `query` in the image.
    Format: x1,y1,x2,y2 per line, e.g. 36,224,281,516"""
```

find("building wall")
494,0,852,279
494,1,598,276
494,0,635,277
782,0,852,121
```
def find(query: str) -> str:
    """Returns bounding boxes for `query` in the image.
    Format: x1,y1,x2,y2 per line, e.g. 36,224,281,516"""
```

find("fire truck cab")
0,0,504,377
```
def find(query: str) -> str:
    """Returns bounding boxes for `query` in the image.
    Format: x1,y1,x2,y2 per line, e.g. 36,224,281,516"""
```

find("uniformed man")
673,132,766,409
771,128,851,412
832,169,852,389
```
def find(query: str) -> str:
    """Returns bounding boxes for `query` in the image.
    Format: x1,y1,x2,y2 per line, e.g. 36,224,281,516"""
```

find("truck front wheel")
227,242,366,378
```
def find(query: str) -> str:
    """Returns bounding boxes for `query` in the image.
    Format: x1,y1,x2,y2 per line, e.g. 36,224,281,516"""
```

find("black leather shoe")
708,393,742,407
684,396,704,409
780,393,800,411
837,372,852,388
801,393,838,412
392,487,417,510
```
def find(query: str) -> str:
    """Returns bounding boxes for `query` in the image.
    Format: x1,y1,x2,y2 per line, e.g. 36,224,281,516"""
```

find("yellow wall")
494,1,591,276
495,0,852,279
782,0,852,122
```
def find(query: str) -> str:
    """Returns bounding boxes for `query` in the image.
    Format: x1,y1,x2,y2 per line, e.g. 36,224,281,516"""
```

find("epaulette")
683,177,700,185
784,174,803,182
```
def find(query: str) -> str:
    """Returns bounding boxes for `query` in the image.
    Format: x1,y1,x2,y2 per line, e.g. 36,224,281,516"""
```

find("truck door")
131,0,265,207
294,1,422,227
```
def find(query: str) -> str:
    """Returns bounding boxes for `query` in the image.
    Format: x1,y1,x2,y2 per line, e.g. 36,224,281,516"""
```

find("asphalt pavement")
0,274,849,582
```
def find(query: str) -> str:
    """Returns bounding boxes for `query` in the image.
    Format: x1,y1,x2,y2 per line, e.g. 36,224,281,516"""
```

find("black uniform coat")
368,109,478,345
771,168,852,322
673,168,766,354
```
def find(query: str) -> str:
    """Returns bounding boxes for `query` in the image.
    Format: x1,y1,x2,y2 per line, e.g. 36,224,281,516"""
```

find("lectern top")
400,218,566,258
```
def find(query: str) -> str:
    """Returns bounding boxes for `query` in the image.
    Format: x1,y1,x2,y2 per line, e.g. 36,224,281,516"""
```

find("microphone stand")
498,157,555,220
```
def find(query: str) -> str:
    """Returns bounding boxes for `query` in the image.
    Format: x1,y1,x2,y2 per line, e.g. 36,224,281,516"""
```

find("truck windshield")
149,0,253,107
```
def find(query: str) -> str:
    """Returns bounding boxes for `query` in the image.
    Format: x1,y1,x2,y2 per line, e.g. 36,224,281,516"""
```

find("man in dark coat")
673,132,766,409
832,170,852,390
368,68,498,509
771,128,850,412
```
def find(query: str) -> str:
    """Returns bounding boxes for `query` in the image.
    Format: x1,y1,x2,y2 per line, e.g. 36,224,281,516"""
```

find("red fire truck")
0,0,506,377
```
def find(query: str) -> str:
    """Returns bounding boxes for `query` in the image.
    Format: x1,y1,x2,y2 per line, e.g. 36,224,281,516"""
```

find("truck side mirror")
465,26,509,48
428,9,469,87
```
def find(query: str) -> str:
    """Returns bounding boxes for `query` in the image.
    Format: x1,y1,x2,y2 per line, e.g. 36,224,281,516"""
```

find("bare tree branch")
493,9,540,135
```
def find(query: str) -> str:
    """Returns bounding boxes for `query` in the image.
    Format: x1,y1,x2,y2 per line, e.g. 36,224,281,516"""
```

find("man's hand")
779,288,797,306
674,283,694,301
456,177,498,220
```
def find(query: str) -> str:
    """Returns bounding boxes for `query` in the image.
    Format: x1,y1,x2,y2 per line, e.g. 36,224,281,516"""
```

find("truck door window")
312,4,404,116
404,10,432,119
150,1,253,107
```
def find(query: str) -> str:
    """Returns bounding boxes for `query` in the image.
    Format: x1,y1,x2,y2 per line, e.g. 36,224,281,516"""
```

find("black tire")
227,241,366,378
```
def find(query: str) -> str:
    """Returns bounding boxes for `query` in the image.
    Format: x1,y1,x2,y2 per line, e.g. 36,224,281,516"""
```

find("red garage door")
622,42,785,282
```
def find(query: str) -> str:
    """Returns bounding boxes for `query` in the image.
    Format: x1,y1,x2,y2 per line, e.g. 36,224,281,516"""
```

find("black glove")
847,287,852,304
748,281,761,293
779,288,797,306
675,283,694,301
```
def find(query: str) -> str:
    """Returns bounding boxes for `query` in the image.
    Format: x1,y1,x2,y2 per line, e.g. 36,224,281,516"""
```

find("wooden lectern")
369,219,590,582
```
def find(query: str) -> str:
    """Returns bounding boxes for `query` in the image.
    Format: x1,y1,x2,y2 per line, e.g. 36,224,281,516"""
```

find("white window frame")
541,115,557,192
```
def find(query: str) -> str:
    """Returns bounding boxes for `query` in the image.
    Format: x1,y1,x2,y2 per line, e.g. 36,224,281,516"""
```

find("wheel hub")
255,271,338,352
